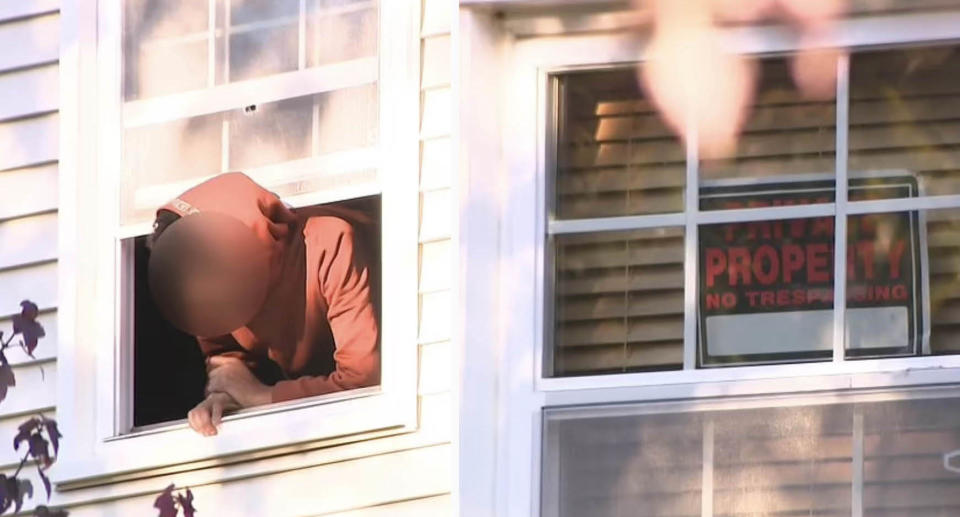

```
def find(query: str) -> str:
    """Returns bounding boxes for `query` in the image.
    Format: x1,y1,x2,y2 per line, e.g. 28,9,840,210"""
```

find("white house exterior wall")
1,0,455,514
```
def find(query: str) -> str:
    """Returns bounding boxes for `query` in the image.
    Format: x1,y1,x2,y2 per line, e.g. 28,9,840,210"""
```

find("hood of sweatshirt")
148,173,295,338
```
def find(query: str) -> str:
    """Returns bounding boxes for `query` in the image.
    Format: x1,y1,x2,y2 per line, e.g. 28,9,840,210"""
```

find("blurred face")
148,212,272,338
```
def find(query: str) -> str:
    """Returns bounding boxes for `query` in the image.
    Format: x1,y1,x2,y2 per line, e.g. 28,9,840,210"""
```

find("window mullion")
207,0,217,88
683,109,700,370
852,408,865,517
701,417,715,517
832,53,851,363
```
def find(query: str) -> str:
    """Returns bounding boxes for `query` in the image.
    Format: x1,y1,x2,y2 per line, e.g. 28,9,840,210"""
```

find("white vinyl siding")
0,5,61,515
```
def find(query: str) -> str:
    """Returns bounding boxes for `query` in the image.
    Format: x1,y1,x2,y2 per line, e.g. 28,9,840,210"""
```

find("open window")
58,0,418,483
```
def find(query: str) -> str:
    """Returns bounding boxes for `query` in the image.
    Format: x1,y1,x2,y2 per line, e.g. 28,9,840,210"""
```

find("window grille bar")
683,109,700,371
701,418,715,517
833,53,851,363
852,409,864,517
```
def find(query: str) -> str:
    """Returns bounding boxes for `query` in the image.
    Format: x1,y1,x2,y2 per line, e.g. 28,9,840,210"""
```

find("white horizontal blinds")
553,228,685,376
123,0,377,100
550,412,703,517
712,405,854,516
122,85,378,225
700,57,836,190
861,398,960,515
555,69,685,220
849,46,960,199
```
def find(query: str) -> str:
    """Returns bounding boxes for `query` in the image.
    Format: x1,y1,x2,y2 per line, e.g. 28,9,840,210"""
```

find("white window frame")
56,0,421,485
457,7,960,517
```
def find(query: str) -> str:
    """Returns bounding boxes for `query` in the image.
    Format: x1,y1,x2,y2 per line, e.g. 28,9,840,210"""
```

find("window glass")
122,85,378,226
123,0,379,100
700,57,836,208
544,396,960,517
551,227,685,376
698,211,836,367
554,68,685,220
846,207,960,359
848,45,960,200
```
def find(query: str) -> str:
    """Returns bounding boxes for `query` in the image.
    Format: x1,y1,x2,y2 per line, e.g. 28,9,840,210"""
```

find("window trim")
56,0,421,485
456,8,960,517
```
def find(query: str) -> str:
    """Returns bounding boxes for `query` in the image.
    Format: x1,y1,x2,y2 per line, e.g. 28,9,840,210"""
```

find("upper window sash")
502,12,960,395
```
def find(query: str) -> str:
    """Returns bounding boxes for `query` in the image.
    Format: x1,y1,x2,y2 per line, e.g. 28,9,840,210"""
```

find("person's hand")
205,356,272,408
188,392,240,437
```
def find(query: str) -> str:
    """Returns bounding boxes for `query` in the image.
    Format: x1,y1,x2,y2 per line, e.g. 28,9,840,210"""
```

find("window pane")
545,411,704,517
849,45,960,199
862,397,960,515
700,57,837,209
554,69,685,220
122,85,378,226
550,227,684,377
845,208,960,359
307,1,379,68
123,0,379,100
545,397,960,517
698,213,836,366
544,402,856,517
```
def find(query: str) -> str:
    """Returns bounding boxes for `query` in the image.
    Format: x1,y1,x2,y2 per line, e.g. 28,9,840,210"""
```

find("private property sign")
698,175,927,367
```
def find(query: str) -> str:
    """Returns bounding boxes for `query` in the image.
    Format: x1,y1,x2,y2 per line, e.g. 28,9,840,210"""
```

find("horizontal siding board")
0,114,59,171
420,137,452,191
421,0,452,36
420,88,451,138
0,361,55,418
0,212,57,269
317,494,451,517
0,14,59,72
419,190,452,242
421,35,451,90
0,164,58,220
0,0,58,23
418,342,451,396
65,444,452,517
0,64,58,121
0,262,58,315
419,239,451,293
419,290,451,344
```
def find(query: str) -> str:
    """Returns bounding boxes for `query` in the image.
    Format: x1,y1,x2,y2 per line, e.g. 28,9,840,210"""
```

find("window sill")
53,387,417,490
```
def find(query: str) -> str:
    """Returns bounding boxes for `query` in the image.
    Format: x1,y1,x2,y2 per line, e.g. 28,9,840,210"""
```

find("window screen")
543,395,960,517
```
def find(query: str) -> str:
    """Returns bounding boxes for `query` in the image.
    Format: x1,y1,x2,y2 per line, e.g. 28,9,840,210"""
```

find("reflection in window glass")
700,57,836,199
123,85,378,226
849,45,960,199
551,227,684,376
123,0,379,100
846,208,960,358
545,396,960,517
554,69,685,220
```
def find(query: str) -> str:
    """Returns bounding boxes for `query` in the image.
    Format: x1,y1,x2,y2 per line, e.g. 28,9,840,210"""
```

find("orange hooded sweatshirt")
158,172,380,403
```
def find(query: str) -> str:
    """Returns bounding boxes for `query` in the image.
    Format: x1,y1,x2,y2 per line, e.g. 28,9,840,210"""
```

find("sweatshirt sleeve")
270,218,380,402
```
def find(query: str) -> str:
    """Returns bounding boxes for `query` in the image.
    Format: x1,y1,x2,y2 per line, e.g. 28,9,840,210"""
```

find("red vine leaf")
13,418,40,451
42,417,62,456
11,301,45,355
36,505,70,517
154,484,178,517
177,487,196,517
38,467,51,500
0,362,16,406
2,476,33,514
